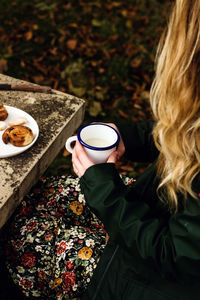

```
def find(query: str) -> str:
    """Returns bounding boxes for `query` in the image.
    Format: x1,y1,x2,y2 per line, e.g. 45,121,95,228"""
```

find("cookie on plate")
0,121,6,131
2,125,34,147
0,104,8,121
8,117,27,127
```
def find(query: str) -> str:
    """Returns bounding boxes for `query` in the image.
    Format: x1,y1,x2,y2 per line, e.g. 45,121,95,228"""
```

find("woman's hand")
72,141,94,178
72,123,125,178
106,123,125,159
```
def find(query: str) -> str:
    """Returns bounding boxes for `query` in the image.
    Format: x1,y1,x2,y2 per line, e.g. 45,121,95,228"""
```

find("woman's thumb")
107,151,118,163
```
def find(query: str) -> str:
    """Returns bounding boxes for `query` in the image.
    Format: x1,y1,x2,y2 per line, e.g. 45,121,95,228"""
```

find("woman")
73,0,200,298
5,0,200,299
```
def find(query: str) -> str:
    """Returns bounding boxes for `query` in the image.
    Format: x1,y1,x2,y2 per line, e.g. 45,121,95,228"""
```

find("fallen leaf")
118,109,128,119
92,19,102,27
71,86,86,97
68,23,78,28
49,48,57,55
91,61,98,67
95,91,104,100
32,75,44,83
67,39,77,50
20,60,25,67
126,20,132,29
33,24,39,30
121,10,128,17
130,57,142,68
89,101,102,117
25,31,33,41
7,45,13,55
98,68,105,74
134,103,142,109
63,149,71,157
0,59,7,73
141,91,150,99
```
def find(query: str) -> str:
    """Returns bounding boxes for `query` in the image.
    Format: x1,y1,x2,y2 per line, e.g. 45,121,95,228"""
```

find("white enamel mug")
65,123,120,164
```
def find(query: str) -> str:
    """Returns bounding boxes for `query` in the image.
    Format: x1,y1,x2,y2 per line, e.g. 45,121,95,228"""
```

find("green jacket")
80,121,200,300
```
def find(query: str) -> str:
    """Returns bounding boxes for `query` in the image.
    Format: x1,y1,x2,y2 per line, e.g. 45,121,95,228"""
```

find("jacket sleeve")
80,163,200,283
116,120,159,162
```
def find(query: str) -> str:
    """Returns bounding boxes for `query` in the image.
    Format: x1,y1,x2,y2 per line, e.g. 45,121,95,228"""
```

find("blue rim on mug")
77,123,120,151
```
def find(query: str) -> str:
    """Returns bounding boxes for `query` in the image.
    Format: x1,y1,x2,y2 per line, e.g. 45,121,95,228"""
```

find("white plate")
0,105,39,158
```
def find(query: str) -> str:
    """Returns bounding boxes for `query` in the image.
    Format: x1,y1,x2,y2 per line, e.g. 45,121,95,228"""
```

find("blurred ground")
0,0,170,177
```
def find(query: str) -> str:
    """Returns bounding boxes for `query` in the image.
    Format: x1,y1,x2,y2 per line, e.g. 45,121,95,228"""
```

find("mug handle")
65,136,78,153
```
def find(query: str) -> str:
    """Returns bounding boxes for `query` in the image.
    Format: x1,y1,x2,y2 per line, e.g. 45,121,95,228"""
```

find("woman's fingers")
117,140,125,159
72,141,94,177
74,141,93,166
72,147,83,177
72,143,85,177
107,151,118,163
106,123,125,159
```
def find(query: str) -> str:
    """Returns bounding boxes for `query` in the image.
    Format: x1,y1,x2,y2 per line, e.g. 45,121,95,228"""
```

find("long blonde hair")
150,0,200,212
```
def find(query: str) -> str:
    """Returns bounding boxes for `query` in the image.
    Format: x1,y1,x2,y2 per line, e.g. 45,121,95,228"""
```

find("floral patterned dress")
5,175,133,299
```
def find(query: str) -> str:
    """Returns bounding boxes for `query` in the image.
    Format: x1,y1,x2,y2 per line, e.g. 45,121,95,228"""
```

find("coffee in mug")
65,123,120,164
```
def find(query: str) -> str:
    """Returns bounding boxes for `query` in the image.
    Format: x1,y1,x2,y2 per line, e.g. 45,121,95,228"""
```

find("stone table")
0,74,85,229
